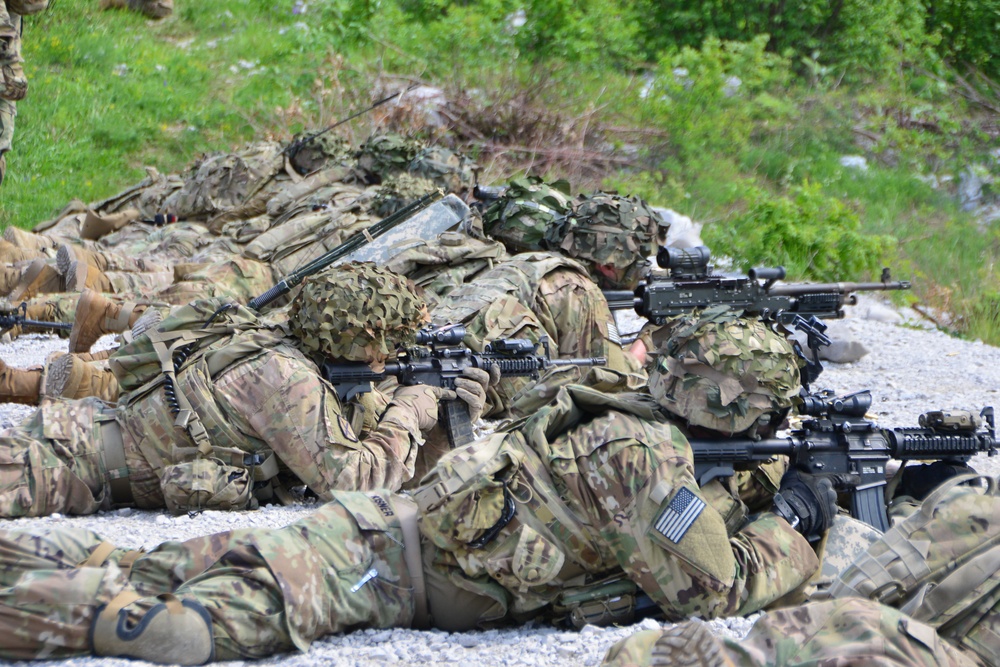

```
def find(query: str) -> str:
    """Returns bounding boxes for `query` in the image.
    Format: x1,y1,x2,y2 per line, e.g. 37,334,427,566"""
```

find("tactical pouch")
552,579,639,629
160,458,254,514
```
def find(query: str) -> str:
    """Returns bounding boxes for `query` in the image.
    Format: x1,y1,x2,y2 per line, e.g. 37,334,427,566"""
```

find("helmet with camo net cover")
481,176,573,253
372,173,438,217
408,145,477,193
648,306,802,435
553,192,666,290
355,133,425,183
289,262,429,364
288,132,353,175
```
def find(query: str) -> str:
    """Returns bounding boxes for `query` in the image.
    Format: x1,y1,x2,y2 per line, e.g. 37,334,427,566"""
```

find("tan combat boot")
79,208,140,241
77,348,114,363
0,266,22,296
0,239,42,264
91,594,214,665
68,289,146,353
3,226,56,252
62,260,115,293
0,357,41,405
43,354,120,402
8,259,63,301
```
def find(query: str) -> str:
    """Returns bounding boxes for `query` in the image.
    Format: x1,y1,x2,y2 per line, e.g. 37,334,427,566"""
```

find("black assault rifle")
604,245,911,326
689,389,998,532
321,324,606,448
0,302,73,334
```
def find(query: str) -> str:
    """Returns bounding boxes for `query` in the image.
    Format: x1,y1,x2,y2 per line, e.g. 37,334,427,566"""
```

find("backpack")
829,474,1000,666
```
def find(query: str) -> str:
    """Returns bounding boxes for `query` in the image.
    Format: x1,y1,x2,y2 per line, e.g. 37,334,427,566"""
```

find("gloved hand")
896,461,978,502
389,384,457,432
772,469,838,540
453,366,498,423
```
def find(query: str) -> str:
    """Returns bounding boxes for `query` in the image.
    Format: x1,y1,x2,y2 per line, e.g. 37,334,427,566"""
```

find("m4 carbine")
321,324,606,448
603,245,911,326
689,389,998,532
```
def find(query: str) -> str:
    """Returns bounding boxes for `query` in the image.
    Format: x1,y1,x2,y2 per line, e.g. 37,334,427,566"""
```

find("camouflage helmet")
407,145,477,194
372,173,438,217
289,262,429,364
648,306,801,435
481,176,573,253
288,132,353,175
354,133,425,183
554,192,666,290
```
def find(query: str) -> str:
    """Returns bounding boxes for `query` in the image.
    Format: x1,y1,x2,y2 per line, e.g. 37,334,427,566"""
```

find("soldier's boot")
68,289,146,353
3,226,55,252
91,594,214,666
79,208,141,241
0,357,41,405
8,259,63,301
77,348,115,363
44,354,120,402
655,622,735,667
0,239,42,264
0,266,22,295
62,260,115,293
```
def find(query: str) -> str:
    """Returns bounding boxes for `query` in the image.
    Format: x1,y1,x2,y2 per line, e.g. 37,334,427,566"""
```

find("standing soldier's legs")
0,6,25,185
0,397,111,517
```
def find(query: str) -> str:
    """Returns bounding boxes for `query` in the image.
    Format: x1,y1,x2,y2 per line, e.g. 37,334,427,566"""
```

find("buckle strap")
99,417,134,506
394,496,429,630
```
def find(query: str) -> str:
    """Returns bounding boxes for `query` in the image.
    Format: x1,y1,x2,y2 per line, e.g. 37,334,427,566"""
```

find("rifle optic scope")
416,325,467,346
656,245,711,278
799,390,872,418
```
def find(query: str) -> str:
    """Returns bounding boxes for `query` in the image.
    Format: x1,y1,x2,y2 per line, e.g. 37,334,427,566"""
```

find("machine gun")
689,389,998,532
0,302,73,334
604,245,911,324
321,324,606,448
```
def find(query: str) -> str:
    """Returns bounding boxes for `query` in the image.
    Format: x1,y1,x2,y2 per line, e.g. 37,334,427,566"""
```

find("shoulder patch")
654,487,706,544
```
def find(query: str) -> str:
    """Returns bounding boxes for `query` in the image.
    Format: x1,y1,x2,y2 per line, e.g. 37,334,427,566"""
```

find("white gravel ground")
0,296,997,667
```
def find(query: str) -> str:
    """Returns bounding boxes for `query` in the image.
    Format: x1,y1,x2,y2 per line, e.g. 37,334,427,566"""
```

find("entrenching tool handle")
442,400,475,449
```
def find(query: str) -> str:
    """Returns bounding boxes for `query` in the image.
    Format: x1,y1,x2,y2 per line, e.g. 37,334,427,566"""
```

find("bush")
703,182,897,282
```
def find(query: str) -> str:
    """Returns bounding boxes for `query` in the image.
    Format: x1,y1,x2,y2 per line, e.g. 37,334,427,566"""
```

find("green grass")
4,0,1000,344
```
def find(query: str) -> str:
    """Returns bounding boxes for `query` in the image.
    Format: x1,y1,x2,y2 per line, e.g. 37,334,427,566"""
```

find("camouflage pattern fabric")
0,492,416,660
0,396,110,517
648,306,801,435
289,262,429,364
430,252,640,416
554,192,665,290
0,0,46,162
372,173,437,217
384,231,508,307
600,598,979,667
354,133,424,182
481,176,573,254
287,132,352,175
417,384,819,627
153,256,276,305
407,145,476,194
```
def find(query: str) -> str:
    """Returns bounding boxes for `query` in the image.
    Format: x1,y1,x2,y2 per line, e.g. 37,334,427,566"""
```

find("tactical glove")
772,469,838,540
389,384,457,432
895,461,978,502
452,366,497,423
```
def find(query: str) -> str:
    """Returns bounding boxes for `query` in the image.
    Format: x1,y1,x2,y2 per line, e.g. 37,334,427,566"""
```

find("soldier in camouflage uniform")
0,0,47,185
0,318,833,664
0,262,492,518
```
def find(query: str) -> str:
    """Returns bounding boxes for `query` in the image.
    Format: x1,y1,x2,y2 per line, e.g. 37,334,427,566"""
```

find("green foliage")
923,0,1000,77
703,182,897,282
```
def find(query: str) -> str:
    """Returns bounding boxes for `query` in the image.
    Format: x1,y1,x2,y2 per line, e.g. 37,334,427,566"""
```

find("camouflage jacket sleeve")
533,267,640,375
220,348,422,496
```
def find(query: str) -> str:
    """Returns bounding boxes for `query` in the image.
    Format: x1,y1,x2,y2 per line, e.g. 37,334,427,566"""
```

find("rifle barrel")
768,280,911,297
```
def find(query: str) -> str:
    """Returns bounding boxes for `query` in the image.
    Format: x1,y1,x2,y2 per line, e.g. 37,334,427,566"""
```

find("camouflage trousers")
0,396,113,517
600,598,981,667
0,492,417,660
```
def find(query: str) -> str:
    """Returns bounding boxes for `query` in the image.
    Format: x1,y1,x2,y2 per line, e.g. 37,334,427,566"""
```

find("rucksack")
482,176,573,253
829,474,1000,666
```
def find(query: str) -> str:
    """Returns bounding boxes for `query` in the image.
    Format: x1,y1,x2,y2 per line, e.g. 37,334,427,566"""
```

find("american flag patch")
654,487,706,544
